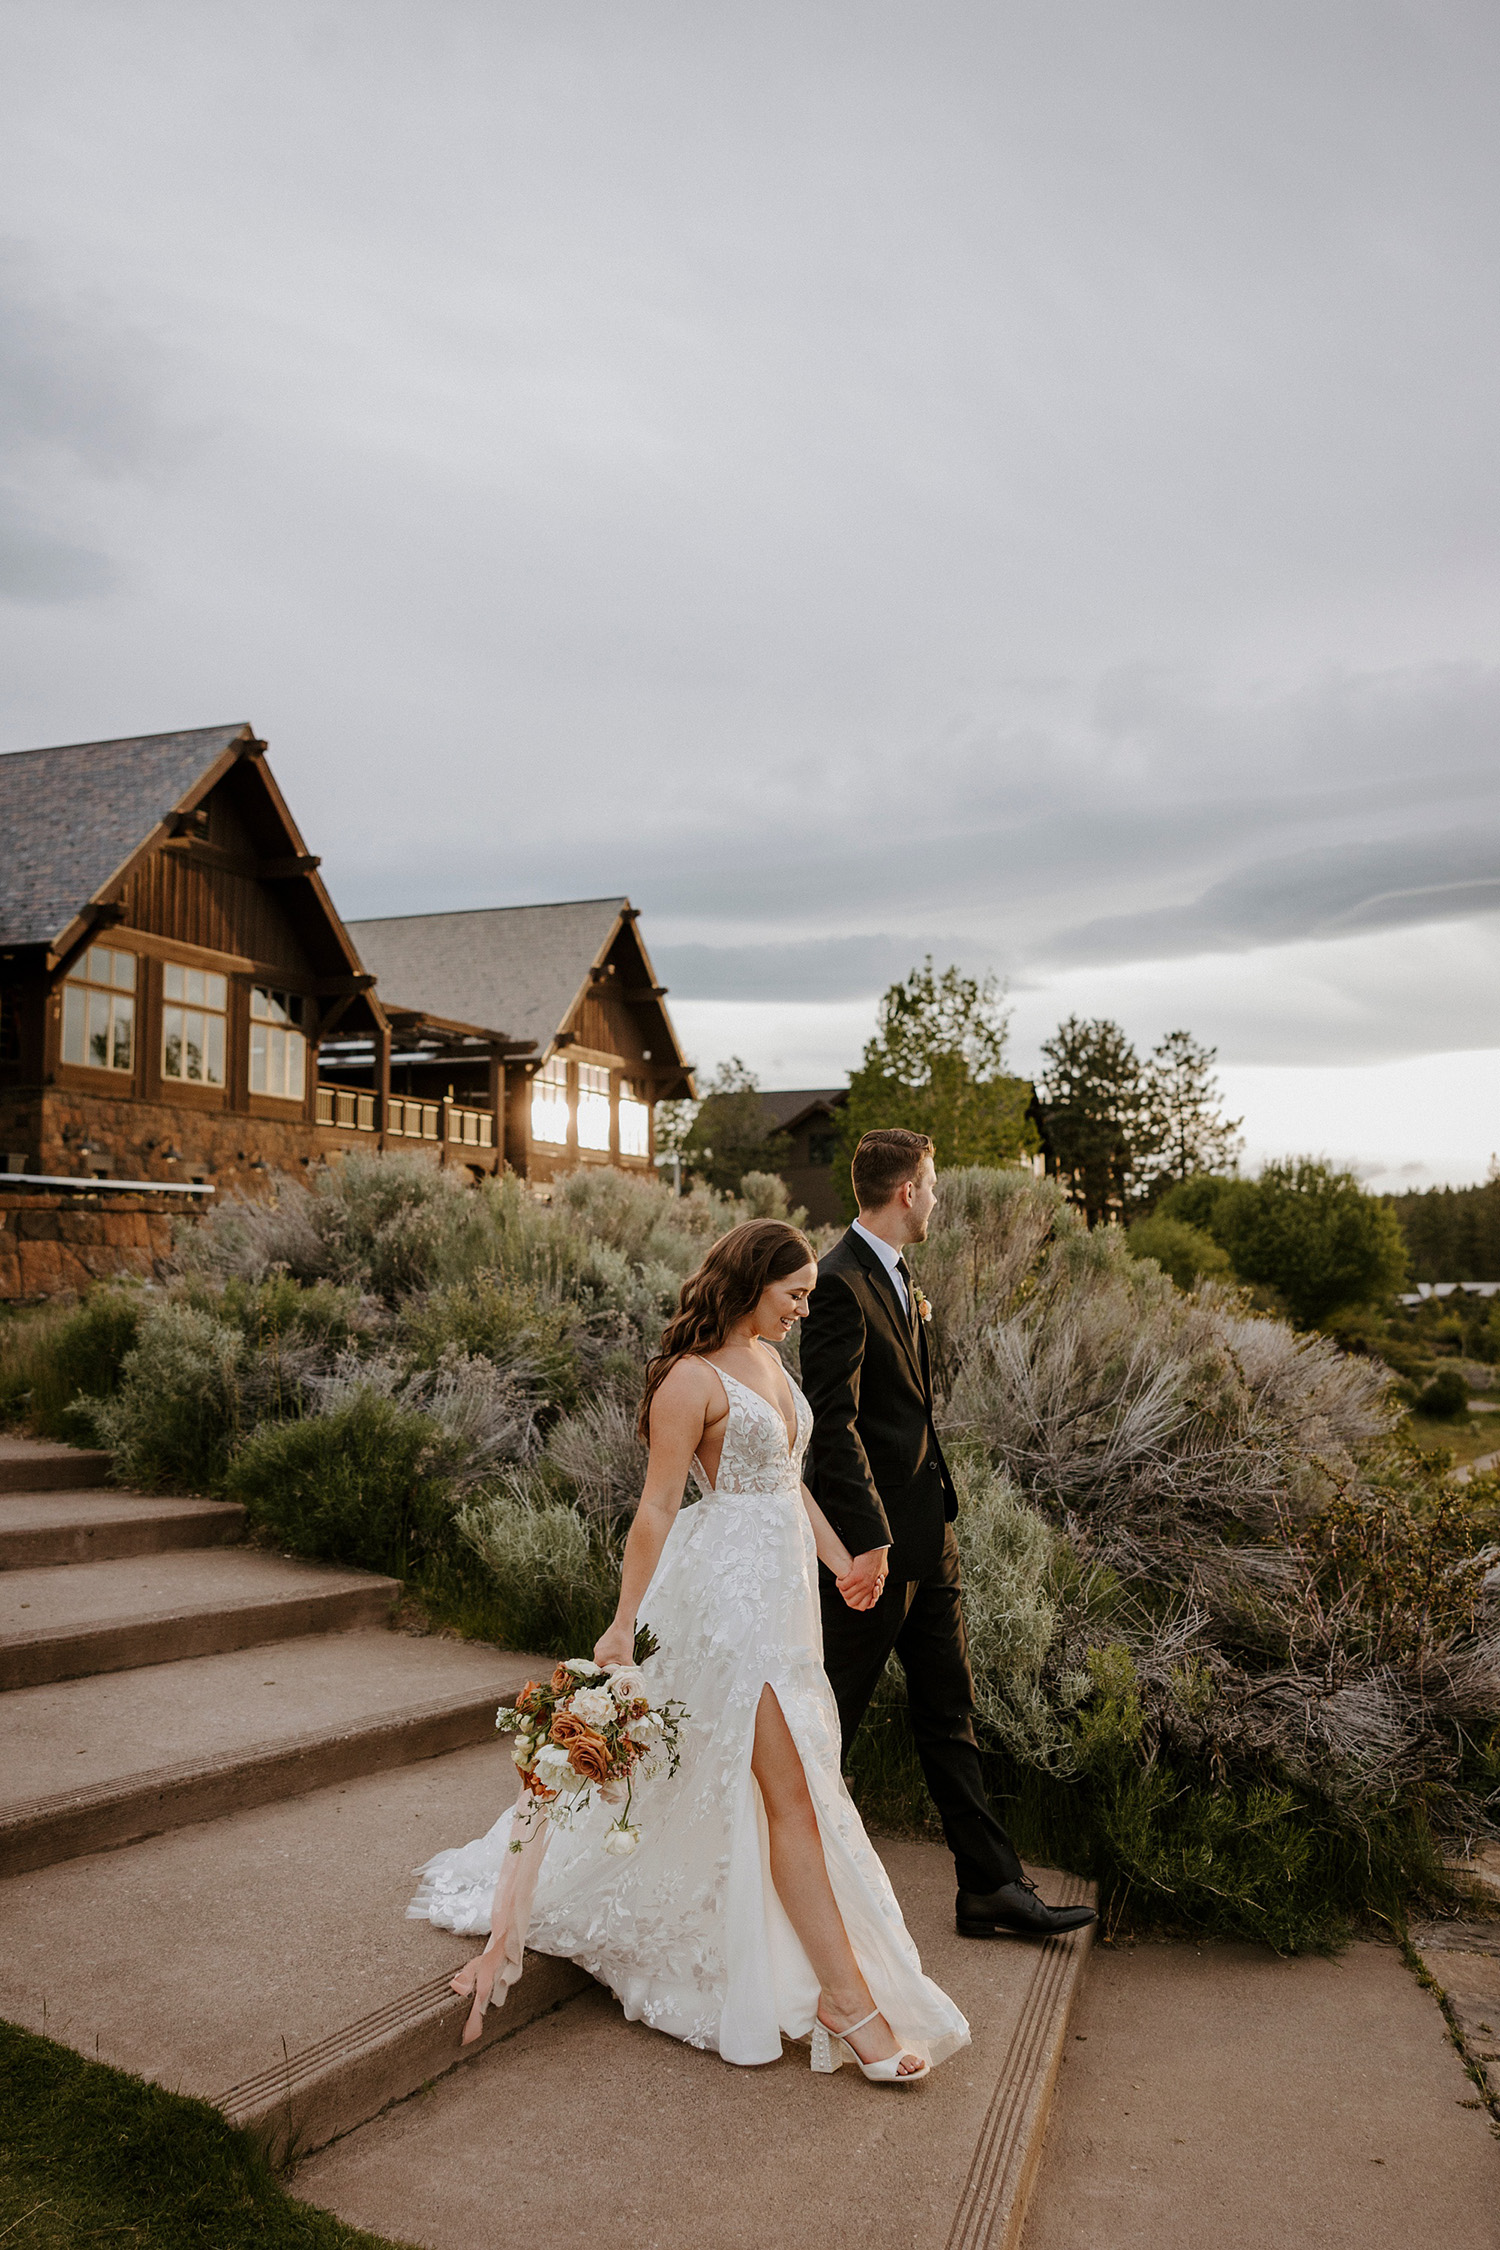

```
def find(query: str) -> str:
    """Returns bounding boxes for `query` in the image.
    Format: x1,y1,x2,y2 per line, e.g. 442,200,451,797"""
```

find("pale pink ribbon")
449,1803,553,2045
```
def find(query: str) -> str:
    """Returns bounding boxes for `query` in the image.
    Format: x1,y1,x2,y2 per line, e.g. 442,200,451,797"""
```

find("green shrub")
1125,1212,1233,1292
0,1287,141,1439
1414,1366,1468,1418
86,1302,244,1491
397,1276,583,1410
452,1483,618,1654
225,1394,457,1576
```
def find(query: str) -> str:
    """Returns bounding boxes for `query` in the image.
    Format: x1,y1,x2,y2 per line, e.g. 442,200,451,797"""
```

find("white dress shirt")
851,1218,909,1313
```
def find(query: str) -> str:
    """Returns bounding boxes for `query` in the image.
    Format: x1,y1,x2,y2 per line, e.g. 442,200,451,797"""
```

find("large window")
162,961,227,1086
250,987,307,1100
619,1079,650,1158
530,1055,569,1145
62,945,136,1073
577,1062,611,1152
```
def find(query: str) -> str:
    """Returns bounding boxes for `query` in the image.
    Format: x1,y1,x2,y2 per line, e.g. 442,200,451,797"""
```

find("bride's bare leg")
750,1685,923,2075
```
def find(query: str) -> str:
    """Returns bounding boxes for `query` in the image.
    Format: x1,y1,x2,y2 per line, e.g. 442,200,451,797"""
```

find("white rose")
602,1823,639,1857
625,1716,657,1745
511,1738,535,1769
608,1668,647,1704
533,1745,582,1792
566,1686,617,1729
565,1658,601,1676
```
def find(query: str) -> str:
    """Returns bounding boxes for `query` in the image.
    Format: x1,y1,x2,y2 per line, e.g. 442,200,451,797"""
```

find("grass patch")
0,2016,407,2249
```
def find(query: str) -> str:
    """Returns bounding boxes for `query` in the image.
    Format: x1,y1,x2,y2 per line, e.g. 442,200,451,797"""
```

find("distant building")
0,725,695,1294
341,900,694,1189
0,725,387,1197
759,1088,849,1226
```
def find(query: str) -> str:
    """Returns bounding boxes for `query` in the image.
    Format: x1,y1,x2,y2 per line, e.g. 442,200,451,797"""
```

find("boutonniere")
912,1283,933,1324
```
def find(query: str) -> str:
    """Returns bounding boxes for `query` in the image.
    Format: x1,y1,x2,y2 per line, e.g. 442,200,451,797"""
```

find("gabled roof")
346,898,691,1086
760,1088,848,1133
0,725,250,950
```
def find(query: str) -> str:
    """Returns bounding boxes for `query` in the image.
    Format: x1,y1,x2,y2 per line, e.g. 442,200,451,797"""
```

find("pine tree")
1034,1015,1149,1226
1139,1029,1243,1203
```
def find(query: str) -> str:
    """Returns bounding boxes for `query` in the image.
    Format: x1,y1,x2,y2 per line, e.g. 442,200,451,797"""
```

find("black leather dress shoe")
956,1877,1097,1938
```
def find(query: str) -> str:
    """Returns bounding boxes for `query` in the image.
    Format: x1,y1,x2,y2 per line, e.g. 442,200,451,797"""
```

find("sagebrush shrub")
86,1303,244,1492
226,1393,458,1575
0,1288,141,1439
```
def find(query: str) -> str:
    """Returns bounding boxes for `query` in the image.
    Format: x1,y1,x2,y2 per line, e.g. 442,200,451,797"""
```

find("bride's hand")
593,1618,635,1669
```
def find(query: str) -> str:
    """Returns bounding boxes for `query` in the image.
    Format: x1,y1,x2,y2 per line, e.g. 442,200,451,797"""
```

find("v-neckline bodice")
691,1355,806,1498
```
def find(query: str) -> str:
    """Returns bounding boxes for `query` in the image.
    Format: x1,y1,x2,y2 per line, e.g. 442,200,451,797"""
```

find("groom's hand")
837,1547,890,1611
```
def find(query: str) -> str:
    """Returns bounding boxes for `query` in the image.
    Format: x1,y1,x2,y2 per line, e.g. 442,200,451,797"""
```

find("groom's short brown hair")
851,1128,935,1211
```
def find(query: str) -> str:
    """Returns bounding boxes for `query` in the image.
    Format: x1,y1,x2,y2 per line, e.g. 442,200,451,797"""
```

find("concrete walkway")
1019,1937,1499,2250
292,1840,1094,2250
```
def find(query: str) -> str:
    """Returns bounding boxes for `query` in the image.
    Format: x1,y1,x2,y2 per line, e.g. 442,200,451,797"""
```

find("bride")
409,1218,969,2083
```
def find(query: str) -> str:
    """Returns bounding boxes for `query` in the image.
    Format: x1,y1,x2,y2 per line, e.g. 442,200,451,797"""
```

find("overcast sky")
3,2,1497,1187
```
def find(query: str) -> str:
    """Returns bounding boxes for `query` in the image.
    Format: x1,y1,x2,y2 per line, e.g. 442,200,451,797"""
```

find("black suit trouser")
818,1526,1023,1894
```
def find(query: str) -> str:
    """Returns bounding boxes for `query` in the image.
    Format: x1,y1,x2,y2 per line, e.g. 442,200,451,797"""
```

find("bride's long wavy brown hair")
637,1219,815,1440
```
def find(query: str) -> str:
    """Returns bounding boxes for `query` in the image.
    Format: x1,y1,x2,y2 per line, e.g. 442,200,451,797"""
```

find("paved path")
293,1839,1094,2250
1020,1937,1499,2250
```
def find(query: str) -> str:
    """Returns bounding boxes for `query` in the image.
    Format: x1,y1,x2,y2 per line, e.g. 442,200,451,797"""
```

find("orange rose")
566,1730,613,1786
550,1664,575,1696
549,1710,590,1746
515,1682,545,1717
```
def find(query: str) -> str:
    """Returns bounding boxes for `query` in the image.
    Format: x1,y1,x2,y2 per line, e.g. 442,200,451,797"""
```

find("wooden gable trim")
44,728,258,970
44,730,391,1039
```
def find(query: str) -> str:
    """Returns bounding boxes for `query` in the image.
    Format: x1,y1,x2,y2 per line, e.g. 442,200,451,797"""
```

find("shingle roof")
0,725,248,948
346,898,634,1052
760,1087,848,1131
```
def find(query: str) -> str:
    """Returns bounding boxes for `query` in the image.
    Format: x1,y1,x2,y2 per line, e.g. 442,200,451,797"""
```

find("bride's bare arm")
800,1485,854,1580
593,1362,715,1667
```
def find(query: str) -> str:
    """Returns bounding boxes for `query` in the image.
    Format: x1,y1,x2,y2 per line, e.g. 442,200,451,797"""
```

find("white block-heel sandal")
810,2007,930,2084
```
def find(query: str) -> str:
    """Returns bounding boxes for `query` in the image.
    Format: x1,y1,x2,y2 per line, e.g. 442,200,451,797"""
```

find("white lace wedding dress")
408,1360,970,2070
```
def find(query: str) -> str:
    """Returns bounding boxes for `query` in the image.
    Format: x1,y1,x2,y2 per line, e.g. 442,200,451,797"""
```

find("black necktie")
895,1256,916,1327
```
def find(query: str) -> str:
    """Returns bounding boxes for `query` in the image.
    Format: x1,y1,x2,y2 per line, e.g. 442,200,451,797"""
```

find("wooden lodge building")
0,725,692,1295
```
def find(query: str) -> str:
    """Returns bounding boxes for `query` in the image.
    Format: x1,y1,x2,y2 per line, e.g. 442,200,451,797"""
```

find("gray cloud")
0,3,1498,1083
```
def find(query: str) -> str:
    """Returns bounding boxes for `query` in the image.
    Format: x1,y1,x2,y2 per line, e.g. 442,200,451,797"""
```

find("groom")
801,1127,1094,1939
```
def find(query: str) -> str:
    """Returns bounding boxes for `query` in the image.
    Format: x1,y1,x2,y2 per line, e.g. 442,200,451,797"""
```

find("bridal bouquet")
498,1626,686,1858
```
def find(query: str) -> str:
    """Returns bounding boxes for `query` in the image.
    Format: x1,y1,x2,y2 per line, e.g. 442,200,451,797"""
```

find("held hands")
836,1546,890,1612
593,1618,635,1669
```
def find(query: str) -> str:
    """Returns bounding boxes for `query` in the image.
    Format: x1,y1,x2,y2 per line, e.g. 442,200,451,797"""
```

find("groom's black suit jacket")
800,1226,956,1583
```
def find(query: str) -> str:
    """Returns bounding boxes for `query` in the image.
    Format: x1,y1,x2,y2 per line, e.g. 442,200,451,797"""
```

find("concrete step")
0,1627,548,1876
0,1433,112,1493
0,1547,400,1690
0,1739,591,2164
291,1842,1095,2250
0,1489,247,1571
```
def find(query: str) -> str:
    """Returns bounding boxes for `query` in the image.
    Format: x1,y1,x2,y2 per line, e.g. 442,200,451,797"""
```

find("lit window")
62,945,136,1073
577,1062,611,1152
161,961,227,1085
530,1056,569,1145
619,1080,650,1158
249,987,307,1100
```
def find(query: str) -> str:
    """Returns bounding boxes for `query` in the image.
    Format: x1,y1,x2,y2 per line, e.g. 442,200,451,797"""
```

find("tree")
1159,1159,1408,1328
1139,1029,1243,1201
678,1058,790,1195
1033,1016,1152,1226
838,959,1037,1215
